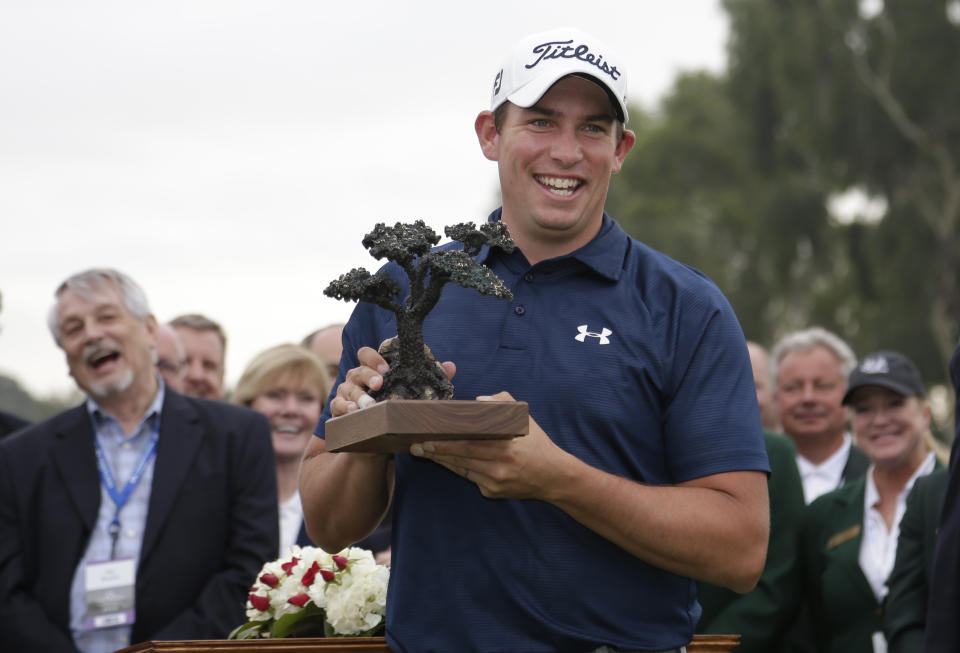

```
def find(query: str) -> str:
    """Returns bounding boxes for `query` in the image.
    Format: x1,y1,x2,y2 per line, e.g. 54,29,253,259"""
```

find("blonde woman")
235,344,330,556
801,350,943,653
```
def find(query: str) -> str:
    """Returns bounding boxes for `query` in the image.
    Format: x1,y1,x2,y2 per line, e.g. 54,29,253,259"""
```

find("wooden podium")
117,634,740,652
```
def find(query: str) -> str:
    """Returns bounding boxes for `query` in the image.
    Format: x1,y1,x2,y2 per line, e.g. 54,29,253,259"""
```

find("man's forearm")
299,440,394,552
546,460,769,592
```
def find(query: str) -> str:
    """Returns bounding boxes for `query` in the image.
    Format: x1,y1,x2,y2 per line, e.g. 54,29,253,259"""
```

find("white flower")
323,549,390,636
232,545,389,639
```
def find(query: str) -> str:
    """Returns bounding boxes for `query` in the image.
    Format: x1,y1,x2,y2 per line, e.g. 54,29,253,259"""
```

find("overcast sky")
0,1,728,398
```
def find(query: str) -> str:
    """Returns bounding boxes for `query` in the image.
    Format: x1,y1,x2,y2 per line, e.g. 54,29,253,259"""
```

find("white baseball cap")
490,27,629,123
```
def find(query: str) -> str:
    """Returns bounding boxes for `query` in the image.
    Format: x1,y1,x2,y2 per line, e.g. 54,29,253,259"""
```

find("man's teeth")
90,351,118,368
535,176,581,196
275,425,301,434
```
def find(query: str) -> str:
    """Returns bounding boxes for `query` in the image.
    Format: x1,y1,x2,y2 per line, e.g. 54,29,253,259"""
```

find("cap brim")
842,379,921,405
504,70,627,123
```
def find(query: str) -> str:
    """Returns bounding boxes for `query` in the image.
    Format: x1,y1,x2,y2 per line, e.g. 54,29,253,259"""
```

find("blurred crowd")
0,273,389,651
697,330,959,653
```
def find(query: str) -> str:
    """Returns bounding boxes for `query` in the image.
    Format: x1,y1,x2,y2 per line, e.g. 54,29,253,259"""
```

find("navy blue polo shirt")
318,210,769,652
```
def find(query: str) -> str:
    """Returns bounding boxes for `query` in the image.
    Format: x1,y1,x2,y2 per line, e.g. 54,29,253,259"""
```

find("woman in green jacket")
801,350,943,653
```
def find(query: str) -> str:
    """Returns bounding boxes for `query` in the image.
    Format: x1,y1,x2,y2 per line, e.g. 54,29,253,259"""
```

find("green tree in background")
607,0,960,397
0,290,80,421
0,374,79,422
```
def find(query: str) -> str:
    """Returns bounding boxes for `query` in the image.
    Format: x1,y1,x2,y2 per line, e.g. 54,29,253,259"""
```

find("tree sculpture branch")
325,220,515,400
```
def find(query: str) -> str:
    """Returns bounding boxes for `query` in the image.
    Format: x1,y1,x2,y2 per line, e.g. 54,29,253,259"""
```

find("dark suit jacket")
0,410,29,438
884,468,948,653
801,460,943,653
0,390,279,651
925,342,960,652
697,431,805,652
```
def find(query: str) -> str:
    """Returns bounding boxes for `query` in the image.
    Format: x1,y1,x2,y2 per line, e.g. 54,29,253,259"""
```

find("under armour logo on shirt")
860,355,889,374
575,324,612,345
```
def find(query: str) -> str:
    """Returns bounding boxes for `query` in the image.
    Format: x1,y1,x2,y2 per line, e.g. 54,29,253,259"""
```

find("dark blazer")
0,390,279,651
0,410,29,438
801,460,943,653
925,342,960,652
842,444,870,487
780,441,871,653
697,430,805,652
884,468,948,653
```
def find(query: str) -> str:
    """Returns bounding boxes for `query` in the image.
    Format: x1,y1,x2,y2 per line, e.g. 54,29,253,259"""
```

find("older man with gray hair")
771,326,868,504
0,268,277,652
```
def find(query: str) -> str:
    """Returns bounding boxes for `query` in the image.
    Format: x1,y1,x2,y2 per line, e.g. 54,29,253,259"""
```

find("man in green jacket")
697,429,805,652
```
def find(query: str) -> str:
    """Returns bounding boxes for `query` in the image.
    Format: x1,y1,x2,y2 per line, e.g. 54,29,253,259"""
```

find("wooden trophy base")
324,400,529,453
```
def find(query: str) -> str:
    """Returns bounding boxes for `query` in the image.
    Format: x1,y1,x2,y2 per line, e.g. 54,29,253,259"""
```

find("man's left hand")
409,391,573,500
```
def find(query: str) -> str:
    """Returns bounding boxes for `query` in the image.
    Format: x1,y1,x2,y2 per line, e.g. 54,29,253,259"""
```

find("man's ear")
144,314,159,346
610,129,636,174
475,110,499,162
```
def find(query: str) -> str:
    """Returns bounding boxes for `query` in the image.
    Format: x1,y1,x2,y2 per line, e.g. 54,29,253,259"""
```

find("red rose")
301,561,321,587
248,594,270,612
287,593,310,608
260,573,279,588
332,555,348,570
320,569,336,582
281,557,300,575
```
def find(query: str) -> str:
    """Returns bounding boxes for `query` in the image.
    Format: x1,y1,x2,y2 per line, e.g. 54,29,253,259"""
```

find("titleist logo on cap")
525,39,622,81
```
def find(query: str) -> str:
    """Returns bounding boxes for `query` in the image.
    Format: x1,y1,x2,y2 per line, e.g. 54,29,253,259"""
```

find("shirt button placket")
513,271,533,317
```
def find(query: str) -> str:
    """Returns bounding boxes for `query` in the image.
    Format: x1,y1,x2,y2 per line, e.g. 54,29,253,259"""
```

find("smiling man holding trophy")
301,27,770,653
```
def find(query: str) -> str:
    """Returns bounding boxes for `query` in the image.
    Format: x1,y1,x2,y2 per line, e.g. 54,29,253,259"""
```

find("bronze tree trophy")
322,220,528,453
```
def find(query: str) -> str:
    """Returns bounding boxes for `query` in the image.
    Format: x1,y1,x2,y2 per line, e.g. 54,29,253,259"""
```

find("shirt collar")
482,208,628,281
86,375,166,435
864,450,937,510
797,432,852,481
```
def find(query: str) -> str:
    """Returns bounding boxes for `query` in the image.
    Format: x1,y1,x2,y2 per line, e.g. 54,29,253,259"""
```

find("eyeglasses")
156,359,186,375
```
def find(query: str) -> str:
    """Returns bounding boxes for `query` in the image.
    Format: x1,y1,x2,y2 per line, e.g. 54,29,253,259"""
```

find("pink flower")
287,593,310,608
248,594,270,612
320,569,336,582
301,561,321,587
332,555,348,570
260,573,279,588
281,557,300,576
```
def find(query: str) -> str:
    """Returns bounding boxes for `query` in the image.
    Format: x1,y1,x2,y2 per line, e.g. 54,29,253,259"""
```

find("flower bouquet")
229,545,389,639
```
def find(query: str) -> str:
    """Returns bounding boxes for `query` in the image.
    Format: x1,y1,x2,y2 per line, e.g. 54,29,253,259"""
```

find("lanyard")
94,428,159,559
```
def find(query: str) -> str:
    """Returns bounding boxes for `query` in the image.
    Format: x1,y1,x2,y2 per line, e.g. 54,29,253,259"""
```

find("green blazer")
697,431,805,652
801,461,943,653
883,468,949,653
842,445,870,487
780,443,870,653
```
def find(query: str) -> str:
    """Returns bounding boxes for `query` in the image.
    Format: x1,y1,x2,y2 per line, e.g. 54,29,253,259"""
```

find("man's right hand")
329,346,456,417
329,346,390,416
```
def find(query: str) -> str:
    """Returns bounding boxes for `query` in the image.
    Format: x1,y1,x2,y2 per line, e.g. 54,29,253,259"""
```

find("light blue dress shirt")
69,383,164,653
